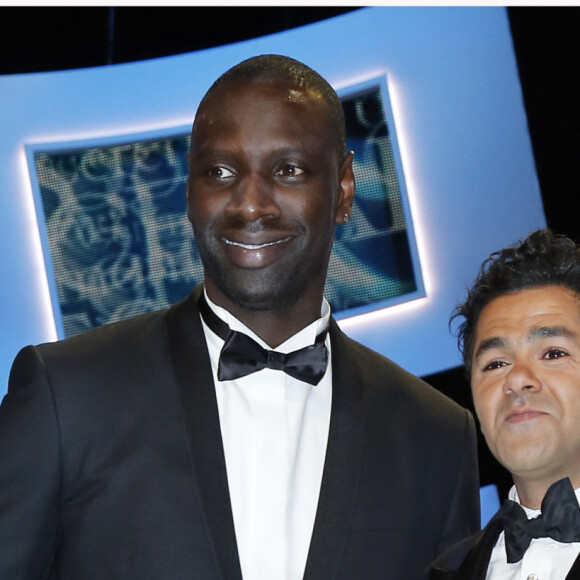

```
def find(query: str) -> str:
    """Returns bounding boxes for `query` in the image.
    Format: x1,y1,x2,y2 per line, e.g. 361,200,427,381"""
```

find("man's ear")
185,154,194,224
335,150,355,225
186,181,197,223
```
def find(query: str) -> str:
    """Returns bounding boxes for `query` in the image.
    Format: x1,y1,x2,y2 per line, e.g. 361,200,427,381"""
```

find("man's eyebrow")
190,148,236,159
528,326,578,342
473,337,507,362
191,146,307,159
473,326,579,362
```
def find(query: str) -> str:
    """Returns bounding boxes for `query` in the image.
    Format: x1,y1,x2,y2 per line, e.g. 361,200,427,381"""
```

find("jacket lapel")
166,287,243,580
303,320,366,580
429,518,502,580
455,518,503,580
567,553,580,579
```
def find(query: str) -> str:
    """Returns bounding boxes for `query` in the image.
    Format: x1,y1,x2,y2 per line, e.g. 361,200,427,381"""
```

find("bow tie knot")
199,293,329,386
266,350,287,371
500,477,580,563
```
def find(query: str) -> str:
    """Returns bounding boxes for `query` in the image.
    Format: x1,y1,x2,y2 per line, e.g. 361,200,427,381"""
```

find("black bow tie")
198,293,329,386
500,477,580,563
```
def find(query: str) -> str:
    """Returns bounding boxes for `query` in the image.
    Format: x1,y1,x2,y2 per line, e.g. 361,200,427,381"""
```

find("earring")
344,213,349,224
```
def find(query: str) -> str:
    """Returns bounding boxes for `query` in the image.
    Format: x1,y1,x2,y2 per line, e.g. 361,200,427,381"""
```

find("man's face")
471,285,580,489
186,79,353,313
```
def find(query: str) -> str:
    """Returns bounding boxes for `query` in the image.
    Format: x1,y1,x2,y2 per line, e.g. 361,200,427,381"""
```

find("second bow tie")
501,477,580,563
198,292,329,386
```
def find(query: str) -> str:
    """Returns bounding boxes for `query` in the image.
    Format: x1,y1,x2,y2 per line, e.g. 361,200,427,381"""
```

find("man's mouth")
504,408,548,424
222,236,293,250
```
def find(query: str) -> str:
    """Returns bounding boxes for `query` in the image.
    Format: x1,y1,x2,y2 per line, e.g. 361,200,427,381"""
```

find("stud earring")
344,213,349,224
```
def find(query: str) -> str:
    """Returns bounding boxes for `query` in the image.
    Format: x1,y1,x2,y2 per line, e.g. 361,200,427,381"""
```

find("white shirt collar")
508,482,580,519
203,288,331,353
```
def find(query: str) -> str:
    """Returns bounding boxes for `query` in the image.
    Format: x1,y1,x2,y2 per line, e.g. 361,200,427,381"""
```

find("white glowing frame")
339,73,433,333
335,74,425,321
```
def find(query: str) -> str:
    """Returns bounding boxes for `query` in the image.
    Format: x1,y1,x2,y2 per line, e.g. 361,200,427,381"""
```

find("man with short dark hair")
0,54,479,579
430,228,580,578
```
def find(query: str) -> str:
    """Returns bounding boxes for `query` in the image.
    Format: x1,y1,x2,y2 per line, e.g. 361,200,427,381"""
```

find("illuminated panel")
26,75,422,338
333,76,424,319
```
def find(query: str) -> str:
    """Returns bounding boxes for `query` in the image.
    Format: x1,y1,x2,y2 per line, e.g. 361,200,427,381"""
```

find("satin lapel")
303,320,366,580
455,518,503,580
166,287,242,580
567,553,580,579
429,568,457,580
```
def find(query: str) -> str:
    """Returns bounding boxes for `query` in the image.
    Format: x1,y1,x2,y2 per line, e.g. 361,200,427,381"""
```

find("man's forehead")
472,287,580,360
476,286,580,324
191,80,332,147
200,78,324,112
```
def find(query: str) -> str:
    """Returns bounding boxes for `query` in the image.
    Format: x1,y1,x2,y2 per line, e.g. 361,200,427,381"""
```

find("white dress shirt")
200,291,332,580
487,486,580,580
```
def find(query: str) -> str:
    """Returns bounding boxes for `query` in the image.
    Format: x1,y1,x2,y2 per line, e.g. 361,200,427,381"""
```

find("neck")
514,480,551,510
205,285,324,348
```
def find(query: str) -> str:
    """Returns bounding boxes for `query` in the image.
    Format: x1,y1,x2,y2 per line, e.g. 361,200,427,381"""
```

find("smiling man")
0,55,479,579
430,229,580,579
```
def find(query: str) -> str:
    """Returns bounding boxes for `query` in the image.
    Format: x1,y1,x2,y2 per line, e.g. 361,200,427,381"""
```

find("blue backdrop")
0,7,545,394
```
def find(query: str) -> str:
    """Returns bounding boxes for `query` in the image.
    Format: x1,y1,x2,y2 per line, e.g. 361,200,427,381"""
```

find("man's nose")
502,359,542,395
225,174,281,222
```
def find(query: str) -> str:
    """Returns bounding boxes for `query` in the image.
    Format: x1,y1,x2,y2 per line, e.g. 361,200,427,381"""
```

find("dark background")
2,6,579,497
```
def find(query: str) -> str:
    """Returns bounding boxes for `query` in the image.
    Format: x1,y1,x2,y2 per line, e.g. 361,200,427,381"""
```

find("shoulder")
33,307,169,364
9,292,199,390
32,288,202,361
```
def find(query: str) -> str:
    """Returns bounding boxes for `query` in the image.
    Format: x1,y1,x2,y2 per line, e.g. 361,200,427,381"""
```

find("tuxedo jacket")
428,514,580,579
0,287,480,579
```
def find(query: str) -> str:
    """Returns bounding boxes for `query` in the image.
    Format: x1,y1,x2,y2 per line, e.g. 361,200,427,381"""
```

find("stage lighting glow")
20,147,58,342
387,75,434,298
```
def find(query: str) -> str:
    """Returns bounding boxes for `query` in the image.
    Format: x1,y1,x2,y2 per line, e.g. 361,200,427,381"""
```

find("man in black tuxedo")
0,54,479,580
430,229,580,579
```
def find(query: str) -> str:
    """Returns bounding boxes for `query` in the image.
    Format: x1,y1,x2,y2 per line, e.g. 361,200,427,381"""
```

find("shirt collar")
508,483,580,519
203,288,331,353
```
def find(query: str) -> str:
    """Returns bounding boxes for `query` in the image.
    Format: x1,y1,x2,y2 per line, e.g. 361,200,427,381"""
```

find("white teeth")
224,237,291,250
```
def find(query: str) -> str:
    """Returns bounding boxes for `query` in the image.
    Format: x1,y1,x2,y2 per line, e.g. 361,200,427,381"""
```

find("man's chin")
223,288,298,314
214,274,302,314
202,252,317,313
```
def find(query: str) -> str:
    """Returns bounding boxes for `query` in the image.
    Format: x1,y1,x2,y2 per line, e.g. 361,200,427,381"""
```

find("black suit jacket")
0,288,480,579
428,513,580,579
